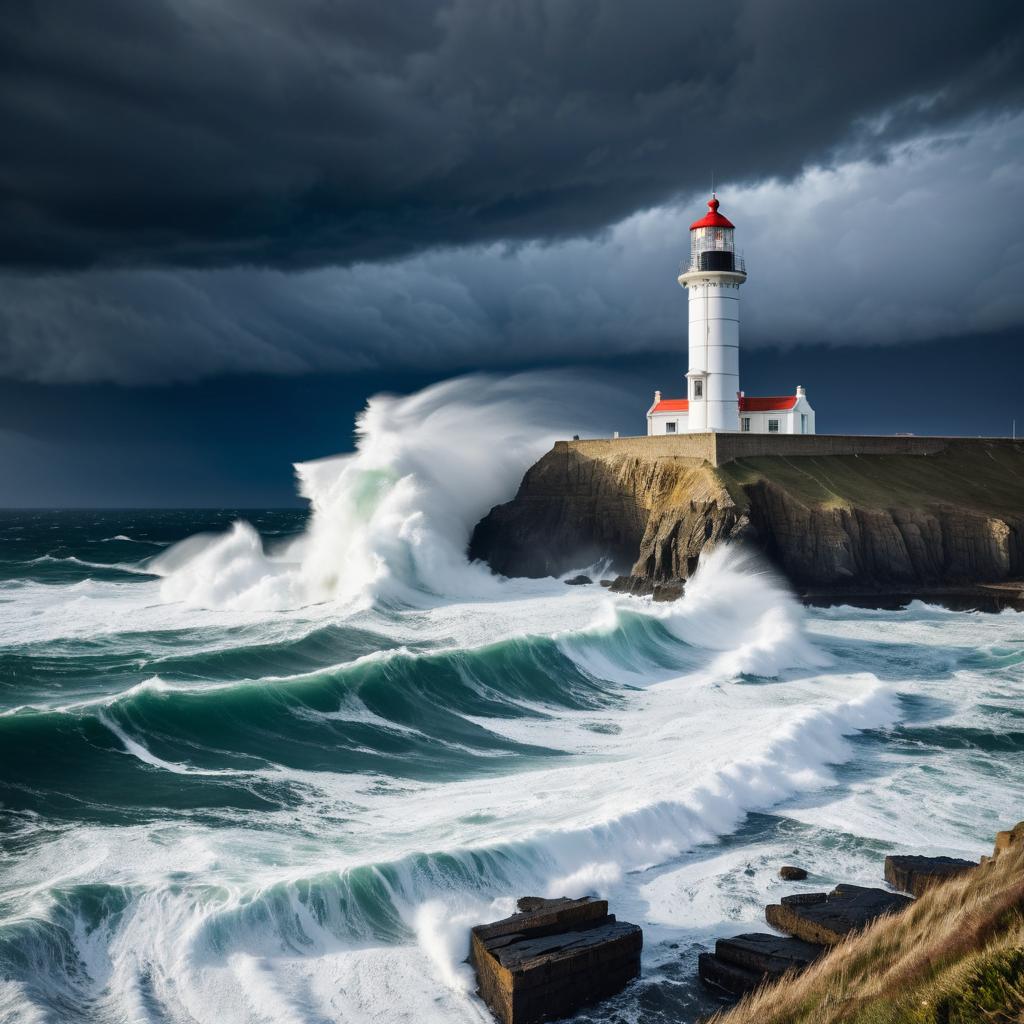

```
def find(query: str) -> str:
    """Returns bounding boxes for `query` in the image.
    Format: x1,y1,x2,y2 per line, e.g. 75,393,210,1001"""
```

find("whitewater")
1,374,1021,1024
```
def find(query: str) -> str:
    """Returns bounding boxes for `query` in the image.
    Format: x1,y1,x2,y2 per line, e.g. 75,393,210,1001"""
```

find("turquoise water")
1,506,1022,1024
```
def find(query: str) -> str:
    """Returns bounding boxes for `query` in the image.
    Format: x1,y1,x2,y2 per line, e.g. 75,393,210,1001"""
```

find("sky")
2,0,1023,506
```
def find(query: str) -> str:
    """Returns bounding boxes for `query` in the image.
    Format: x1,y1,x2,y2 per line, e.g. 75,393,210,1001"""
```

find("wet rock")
779,865,808,881
608,574,652,595
470,896,642,1024
564,575,593,586
698,952,763,997
765,884,912,946
698,933,825,996
599,578,614,587
884,855,977,897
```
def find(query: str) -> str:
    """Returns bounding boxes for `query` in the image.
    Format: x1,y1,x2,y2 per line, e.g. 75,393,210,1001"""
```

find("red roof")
690,195,735,230
650,395,798,414
651,398,689,413
739,395,798,411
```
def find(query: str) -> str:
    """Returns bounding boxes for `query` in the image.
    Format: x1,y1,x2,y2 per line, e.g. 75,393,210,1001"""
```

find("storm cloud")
3,112,1022,385
3,0,1023,271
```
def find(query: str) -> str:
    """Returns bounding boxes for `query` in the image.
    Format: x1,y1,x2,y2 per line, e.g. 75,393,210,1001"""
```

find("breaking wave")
152,373,621,611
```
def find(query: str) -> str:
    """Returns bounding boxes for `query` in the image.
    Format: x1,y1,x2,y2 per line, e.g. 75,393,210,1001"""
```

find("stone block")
766,884,912,946
470,897,642,1024
884,855,977,896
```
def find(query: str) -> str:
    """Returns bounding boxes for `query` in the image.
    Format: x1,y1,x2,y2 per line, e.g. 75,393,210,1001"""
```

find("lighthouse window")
665,421,677,434
693,380,703,399
741,417,750,432
768,419,780,433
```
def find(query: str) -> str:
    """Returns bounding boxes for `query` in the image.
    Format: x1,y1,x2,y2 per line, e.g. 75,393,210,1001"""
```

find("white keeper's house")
647,195,816,436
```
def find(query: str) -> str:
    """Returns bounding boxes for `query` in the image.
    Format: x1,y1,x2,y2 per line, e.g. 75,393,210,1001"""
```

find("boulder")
765,884,913,946
470,896,642,1024
994,821,1024,858
779,865,808,881
884,855,977,896
564,575,593,586
698,932,825,996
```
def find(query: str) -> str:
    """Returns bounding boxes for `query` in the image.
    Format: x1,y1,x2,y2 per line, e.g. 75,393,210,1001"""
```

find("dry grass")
718,444,1024,516
710,843,1024,1024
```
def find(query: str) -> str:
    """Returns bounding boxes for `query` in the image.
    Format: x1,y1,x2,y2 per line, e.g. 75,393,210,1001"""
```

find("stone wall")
558,433,1024,468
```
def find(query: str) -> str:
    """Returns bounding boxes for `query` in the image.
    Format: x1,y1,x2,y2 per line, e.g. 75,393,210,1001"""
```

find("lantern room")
688,195,744,274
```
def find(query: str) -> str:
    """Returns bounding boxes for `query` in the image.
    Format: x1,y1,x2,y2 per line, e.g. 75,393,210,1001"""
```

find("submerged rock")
563,574,593,586
779,865,808,881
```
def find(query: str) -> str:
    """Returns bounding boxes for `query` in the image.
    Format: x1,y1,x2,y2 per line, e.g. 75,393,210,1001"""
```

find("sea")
1,377,1022,1024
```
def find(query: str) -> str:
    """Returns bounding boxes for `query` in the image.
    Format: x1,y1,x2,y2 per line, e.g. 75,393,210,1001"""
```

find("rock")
765,884,913,946
698,952,763,997
599,578,614,587
884,855,977,896
468,437,1024,599
470,896,642,1024
994,821,1024,857
698,933,826,996
652,581,685,602
779,865,808,881
564,575,593,586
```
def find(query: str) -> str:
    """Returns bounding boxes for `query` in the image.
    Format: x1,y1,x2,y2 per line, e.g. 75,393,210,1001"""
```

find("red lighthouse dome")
689,194,735,230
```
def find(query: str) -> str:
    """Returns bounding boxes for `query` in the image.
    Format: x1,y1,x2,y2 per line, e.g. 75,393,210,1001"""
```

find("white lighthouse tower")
677,194,746,432
646,194,816,436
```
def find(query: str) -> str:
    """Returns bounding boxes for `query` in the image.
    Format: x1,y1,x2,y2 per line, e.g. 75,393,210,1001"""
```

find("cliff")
468,435,1024,603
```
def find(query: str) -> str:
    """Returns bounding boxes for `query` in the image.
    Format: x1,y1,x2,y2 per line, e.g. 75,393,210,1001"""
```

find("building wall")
652,398,815,436
648,412,689,435
739,398,816,435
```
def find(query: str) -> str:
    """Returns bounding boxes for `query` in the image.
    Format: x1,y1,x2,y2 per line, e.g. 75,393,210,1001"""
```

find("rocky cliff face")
468,439,1024,600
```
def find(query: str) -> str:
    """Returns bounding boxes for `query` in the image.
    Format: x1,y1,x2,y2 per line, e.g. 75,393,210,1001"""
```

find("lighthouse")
646,194,816,436
678,194,745,432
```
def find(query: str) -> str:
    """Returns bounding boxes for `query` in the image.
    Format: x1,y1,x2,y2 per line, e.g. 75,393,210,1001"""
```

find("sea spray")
653,546,831,676
154,373,625,611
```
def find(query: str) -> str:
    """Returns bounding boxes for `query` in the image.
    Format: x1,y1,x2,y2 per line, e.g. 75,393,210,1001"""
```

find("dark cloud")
3,113,1022,385
3,0,1022,271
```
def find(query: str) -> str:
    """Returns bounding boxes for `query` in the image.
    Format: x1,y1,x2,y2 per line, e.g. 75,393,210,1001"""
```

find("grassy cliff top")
718,443,1024,514
711,838,1024,1024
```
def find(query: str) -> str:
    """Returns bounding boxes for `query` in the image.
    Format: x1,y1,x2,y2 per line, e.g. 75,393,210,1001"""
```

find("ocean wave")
24,554,156,577
0,681,899,1023
0,552,828,792
99,535,169,545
